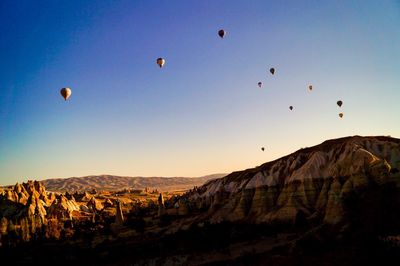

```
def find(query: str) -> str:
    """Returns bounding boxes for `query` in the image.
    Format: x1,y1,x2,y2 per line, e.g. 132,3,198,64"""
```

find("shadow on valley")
2,219,400,265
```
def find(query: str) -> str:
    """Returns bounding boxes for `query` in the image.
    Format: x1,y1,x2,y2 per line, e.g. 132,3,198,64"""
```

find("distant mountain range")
40,174,226,192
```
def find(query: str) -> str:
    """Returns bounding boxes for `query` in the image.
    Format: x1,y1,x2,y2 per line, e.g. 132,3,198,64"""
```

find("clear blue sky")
1,0,399,185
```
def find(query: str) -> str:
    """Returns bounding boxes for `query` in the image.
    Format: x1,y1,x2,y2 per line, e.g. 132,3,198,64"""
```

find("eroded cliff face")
187,136,400,226
0,181,51,219
0,181,84,243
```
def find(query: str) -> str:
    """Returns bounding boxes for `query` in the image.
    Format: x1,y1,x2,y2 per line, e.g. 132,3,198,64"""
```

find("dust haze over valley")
1,0,400,265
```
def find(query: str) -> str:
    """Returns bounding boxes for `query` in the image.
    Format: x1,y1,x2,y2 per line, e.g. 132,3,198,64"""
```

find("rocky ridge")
184,136,400,226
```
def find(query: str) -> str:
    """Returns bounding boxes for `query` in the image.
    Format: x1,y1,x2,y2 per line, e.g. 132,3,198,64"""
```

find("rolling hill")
40,174,226,192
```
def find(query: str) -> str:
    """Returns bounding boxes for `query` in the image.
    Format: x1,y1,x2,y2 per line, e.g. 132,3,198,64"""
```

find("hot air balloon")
261,147,265,151
337,100,343,107
339,113,343,118
60,87,71,101
269,68,275,75
218,29,226,38
309,85,313,91
156,58,165,68
258,82,263,88
289,106,293,111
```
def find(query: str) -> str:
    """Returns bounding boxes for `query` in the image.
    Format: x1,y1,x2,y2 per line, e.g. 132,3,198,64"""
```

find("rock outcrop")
47,194,80,219
184,136,400,227
104,198,114,208
115,201,124,225
0,181,49,219
0,180,80,244
158,193,165,216
87,197,103,212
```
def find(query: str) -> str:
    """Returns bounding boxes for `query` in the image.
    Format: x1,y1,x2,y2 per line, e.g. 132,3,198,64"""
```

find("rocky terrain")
1,136,400,265
182,135,400,226
39,174,225,192
0,179,184,247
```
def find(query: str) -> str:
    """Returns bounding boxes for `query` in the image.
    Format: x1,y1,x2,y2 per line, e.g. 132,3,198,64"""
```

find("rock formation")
47,194,79,219
158,193,165,216
81,192,93,202
184,136,400,227
104,198,114,208
87,197,103,212
0,181,52,243
115,201,124,225
0,180,85,246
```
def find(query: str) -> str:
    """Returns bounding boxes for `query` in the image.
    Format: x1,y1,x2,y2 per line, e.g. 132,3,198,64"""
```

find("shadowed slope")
185,136,400,225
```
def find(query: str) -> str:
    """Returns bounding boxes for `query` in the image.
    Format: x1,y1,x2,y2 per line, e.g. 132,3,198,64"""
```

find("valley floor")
1,222,400,265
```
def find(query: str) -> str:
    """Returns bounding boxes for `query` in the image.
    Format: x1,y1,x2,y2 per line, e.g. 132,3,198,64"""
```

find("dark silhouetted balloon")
261,147,265,151
258,82,262,88
218,29,226,38
269,68,275,75
339,113,343,118
337,100,343,107
289,106,293,110
156,58,165,68
309,85,313,91
60,88,71,101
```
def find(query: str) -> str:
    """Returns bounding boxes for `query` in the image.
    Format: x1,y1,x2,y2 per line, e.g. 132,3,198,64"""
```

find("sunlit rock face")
0,181,48,218
86,197,103,212
47,194,80,219
0,180,82,221
187,136,400,226
0,181,53,241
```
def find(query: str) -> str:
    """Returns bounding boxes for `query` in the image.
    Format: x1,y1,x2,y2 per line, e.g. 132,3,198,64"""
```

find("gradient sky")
1,0,399,185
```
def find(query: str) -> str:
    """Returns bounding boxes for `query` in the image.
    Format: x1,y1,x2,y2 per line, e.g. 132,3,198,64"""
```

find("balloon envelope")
218,29,226,38
60,88,71,101
289,106,293,110
156,58,165,68
339,113,344,118
337,100,343,107
309,85,313,91
261,147,265,151
258,82,262,88
269,68,275,75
